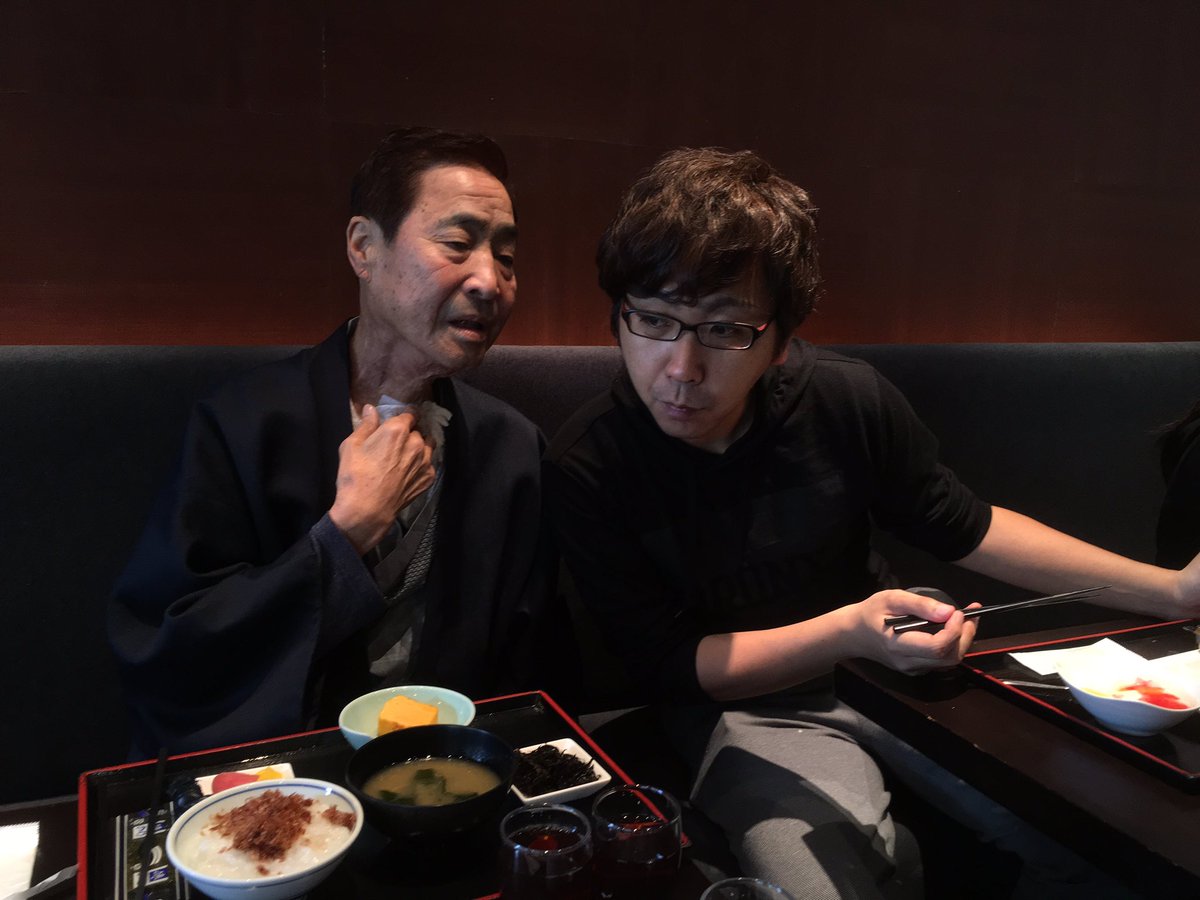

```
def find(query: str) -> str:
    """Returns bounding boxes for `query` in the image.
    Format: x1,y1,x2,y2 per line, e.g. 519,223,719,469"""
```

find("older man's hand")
329,405,436,555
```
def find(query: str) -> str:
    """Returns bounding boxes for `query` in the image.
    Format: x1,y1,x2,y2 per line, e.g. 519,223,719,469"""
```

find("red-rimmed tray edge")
962,619,1200,784
75,690,643,900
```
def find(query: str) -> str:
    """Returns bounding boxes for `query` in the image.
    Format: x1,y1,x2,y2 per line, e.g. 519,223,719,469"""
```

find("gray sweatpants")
663,693,1139,900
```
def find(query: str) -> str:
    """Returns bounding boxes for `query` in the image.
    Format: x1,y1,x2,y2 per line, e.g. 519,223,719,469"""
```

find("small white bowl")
1057,659,1200,737
511,737,612,804
338,684,476,749
166,777,362,900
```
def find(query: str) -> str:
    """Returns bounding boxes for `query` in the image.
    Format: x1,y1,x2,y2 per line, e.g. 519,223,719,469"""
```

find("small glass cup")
700,876,797,899
499,803,593,899
591,784,682,899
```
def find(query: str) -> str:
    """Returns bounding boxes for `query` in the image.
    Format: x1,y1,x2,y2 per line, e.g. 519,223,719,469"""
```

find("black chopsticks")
140,746,169,900
884,586,1111,635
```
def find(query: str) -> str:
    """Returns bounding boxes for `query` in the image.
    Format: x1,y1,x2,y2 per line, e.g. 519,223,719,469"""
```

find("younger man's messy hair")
597,148,821,349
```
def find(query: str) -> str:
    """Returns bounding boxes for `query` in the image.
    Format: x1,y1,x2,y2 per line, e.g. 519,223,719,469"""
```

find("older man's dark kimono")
110,323,556,756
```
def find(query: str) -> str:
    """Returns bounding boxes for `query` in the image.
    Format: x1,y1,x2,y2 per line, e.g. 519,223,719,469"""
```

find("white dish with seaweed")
511,737,612,804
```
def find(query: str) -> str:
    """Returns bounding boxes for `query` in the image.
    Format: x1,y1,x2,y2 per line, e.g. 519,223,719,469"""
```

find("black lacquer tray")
78,691,630,899
964,621,1200,789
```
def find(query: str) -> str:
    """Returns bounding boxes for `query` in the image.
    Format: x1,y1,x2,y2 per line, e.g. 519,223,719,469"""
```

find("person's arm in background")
1157,409,1200,568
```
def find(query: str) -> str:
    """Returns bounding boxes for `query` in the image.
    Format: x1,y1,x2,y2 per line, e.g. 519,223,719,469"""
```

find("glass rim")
591,783,681,830
500,802,592,853
700,876,796,899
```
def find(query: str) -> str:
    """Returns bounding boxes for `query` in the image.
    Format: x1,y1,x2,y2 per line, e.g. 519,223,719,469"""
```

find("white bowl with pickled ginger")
1057,657,1199,737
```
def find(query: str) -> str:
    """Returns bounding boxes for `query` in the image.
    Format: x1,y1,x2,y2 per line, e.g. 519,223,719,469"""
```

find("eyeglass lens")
624,310,762,350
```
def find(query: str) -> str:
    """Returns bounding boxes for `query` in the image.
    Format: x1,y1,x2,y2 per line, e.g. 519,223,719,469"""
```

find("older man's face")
354,164,517,378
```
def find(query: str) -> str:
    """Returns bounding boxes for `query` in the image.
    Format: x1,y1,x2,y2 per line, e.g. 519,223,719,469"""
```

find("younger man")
545,148,1200,898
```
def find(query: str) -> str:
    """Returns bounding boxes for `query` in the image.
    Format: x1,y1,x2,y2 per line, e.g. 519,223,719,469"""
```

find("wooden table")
835,619,1200,897
0,794,76,897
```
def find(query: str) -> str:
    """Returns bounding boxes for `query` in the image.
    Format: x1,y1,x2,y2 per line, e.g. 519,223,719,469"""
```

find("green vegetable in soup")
364,757,500,807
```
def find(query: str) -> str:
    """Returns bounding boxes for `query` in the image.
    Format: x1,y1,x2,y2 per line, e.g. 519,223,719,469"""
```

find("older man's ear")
346,215,378,281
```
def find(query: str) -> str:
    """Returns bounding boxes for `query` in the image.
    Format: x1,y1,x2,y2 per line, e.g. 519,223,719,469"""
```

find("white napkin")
373,395,452,470
1010,639,1200,698
0,821,38,897
1009,638,1146,677
1147,649,1200,694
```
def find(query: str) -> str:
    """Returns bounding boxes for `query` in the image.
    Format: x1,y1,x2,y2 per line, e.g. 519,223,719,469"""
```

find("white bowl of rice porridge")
166,777,363,900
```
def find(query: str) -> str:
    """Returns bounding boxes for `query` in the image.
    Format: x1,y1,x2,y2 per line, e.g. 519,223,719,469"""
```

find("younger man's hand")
855,589,979,675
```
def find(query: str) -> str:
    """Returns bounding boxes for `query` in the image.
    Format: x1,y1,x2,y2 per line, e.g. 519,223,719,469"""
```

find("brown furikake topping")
209,789,313,861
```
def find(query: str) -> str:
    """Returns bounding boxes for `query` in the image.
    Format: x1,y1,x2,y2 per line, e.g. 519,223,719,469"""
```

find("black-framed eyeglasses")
620,307,773,351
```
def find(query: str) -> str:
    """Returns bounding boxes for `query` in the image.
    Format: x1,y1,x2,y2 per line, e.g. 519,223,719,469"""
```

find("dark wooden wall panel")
1,0,1198,345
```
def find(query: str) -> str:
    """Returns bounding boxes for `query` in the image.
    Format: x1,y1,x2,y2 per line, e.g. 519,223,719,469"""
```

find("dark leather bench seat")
1,341,1196,803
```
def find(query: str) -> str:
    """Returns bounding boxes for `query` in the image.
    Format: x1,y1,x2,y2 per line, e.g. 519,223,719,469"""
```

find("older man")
546,148,1200,898
111,128,554,756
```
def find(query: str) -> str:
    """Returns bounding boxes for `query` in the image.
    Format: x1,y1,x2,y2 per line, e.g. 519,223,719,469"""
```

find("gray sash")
364,473,441,595
364,475,442,676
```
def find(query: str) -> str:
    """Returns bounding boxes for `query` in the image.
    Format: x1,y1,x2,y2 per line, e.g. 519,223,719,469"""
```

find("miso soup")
364,757,501,806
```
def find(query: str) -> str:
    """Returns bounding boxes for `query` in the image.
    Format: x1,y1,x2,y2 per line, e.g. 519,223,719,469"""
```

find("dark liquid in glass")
501,824,592,900
594,820,681,899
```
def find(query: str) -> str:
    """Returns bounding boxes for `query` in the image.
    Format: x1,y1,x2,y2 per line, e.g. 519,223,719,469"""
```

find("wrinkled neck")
348,317,435,409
